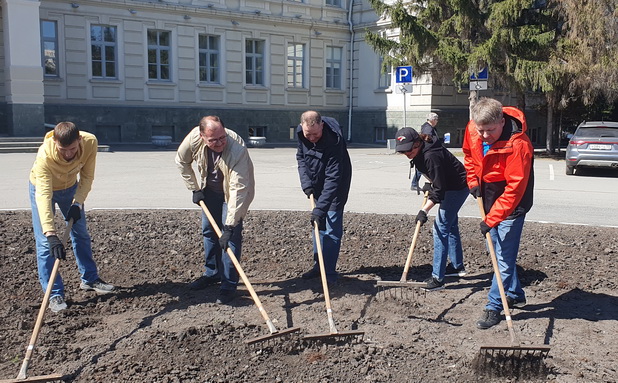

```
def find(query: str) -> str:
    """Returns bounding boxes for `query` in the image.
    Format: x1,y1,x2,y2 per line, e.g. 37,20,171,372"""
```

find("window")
248,126,267,137
378,57,392,89
246,40,264,85
147,30,171,80
326,0,342,6
455,128,465,145
326,46,342,89
375,127,387,143
41,20,58,76
91,25,117,78
199,34,220,83
287,43,305,88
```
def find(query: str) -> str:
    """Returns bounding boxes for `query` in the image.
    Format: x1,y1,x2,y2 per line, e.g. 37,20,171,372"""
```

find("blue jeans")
201,188,243,291
311,210,343,282
411,169,422,188
432,187,469,281
29,182,100,299
485,215,526,311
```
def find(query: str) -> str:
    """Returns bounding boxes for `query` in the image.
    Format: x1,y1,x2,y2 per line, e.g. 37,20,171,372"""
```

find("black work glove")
470,186,481,199
66,204,81,223
47,235,66,260
310,213,326,231
219,225,234,250
415,210,428,226
303,187,314,199
480,221,492,236
192,190,206,205
421,183,433,193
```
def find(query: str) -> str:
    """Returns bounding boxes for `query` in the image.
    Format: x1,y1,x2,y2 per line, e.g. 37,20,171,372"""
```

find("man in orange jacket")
462,98,534,329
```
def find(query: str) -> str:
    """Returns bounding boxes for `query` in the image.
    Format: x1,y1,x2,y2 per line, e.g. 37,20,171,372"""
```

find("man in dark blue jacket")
296,110,352,284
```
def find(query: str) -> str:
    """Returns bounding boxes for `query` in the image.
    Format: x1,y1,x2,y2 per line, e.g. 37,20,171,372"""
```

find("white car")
565,121,618,175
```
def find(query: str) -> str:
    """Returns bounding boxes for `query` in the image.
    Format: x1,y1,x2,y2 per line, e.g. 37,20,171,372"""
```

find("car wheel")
566,165,575,175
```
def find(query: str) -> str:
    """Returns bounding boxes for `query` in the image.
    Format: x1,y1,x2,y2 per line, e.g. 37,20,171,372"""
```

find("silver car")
565,121,618,175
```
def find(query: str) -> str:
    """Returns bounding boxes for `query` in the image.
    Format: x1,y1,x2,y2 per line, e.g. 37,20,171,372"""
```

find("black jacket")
296,117,352,217
412,137,467,204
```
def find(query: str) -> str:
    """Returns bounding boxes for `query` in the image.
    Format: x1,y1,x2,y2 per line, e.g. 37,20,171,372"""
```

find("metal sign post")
396,66,413,128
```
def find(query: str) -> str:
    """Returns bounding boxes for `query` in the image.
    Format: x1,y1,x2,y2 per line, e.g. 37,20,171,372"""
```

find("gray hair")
471,98,503,125
427,112,439,122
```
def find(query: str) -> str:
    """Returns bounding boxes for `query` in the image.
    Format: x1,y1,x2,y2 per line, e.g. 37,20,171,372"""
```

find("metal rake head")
474,346,551,378
377,285,426,301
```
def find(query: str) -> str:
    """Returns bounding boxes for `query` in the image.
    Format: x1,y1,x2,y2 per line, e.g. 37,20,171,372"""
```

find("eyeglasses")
204,136,226,144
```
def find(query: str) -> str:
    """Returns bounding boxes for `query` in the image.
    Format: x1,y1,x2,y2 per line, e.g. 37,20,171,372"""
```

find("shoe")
444,264,467,277
189,275,219,290
80,278,115,294
216,289,237,305
49,295,67,313
422,277,445,291
476,309,501,329
506,296,527,309
301,268,320,279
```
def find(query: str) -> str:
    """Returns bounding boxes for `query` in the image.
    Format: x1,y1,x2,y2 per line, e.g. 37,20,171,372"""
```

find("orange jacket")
462,107,534,227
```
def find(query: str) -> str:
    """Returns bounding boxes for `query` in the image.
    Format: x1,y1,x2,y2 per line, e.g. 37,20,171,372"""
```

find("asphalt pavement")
1,145,617,227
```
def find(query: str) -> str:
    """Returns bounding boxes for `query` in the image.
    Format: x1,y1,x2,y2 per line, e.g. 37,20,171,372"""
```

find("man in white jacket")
175,116,255,304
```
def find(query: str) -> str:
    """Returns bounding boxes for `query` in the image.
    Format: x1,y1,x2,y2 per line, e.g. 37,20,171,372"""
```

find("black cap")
395,127,420,152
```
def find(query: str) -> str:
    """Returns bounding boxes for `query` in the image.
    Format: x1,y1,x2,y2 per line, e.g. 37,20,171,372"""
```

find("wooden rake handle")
18,219,74,380
477,197,520,346
198,201,278,334
309,195,338,334
400,191,429,281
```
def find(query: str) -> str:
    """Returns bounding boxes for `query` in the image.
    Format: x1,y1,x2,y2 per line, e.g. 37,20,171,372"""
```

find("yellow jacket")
175,127,255,227
30,130,98,233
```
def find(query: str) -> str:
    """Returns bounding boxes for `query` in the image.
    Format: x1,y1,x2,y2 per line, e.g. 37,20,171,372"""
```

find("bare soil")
1,210,617,382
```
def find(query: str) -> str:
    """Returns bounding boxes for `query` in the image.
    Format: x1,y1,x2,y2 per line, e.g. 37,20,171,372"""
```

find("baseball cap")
395,127,420,152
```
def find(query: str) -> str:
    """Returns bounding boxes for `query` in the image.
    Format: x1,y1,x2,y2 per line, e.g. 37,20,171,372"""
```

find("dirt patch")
1,210,617,382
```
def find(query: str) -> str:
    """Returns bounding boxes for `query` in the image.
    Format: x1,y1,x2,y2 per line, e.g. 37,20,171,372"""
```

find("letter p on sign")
396,66,413,83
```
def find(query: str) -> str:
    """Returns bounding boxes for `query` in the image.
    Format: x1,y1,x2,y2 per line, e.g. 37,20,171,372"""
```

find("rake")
302,195,364,342
0,220,74,383
476,197,550,367
198,201,300,346
376,189,429,297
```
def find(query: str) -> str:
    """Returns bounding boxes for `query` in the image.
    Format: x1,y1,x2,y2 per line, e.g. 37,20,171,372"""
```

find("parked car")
565,121,618,175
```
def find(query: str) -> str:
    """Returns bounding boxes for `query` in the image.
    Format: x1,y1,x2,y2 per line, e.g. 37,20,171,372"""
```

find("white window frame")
326,46,343,89
147,29,171,81
287,43,305,88
90,25,118,79
41,20,59,77
245,39,265,86
198,34,220,83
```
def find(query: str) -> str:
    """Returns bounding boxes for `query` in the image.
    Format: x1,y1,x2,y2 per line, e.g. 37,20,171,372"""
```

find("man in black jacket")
296,110,352,284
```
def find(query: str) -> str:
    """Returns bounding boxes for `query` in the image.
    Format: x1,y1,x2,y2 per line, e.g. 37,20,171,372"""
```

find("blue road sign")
470,67,488,80
396,66,413,83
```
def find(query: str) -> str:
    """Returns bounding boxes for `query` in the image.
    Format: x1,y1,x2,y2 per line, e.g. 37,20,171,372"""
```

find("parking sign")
396,66,413,83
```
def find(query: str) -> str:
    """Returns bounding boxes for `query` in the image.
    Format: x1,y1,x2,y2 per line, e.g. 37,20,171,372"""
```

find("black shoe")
444,264,467,277
476,309,501,329
189,275,219,290
422,277,445,291
506,296,527,309
301,268,320,279
216,289,237,305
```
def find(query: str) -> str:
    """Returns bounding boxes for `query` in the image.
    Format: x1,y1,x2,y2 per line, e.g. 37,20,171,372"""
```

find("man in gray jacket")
176,116,255,304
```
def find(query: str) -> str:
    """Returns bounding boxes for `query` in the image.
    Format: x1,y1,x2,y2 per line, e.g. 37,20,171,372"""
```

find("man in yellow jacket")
176,116,255,304
29,122,114,313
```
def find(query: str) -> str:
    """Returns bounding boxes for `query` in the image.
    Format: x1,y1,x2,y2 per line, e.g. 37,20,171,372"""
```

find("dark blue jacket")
296,117,352,217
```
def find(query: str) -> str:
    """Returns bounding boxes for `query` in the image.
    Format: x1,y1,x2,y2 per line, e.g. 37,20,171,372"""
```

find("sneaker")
301,268,320,279
506,296,527,309
444,264,467,277
422,277,445,291
49,295,67,313
189,275,219,290
476,309,501,329
216,289,237,305
80,278,115,294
